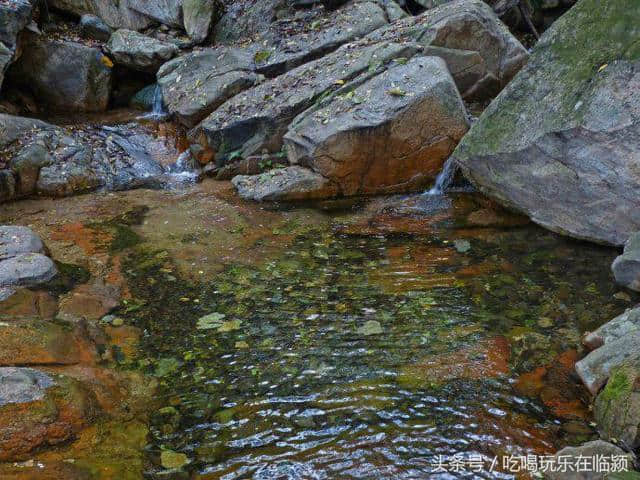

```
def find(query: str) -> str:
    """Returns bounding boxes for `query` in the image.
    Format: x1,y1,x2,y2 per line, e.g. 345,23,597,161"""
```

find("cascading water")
139,84,168,121
426,157,457,195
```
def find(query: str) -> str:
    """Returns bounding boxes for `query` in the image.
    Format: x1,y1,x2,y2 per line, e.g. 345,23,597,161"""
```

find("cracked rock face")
192,41,421,163
157,47,263,128
454,0,640,246
284,55,469,197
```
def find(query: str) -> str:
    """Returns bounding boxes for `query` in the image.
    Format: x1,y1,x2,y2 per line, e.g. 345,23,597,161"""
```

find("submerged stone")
160,449,190,469
196,312,226,330
357,320,383,336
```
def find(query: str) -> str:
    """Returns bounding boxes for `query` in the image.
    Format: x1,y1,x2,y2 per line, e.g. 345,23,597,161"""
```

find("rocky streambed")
0,182,638,479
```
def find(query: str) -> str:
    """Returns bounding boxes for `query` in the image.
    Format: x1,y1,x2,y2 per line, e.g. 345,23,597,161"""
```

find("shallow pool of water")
108,191,629,479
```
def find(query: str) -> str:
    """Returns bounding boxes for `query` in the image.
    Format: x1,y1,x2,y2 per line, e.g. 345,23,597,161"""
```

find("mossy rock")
595,363,640,449
454,0,640,246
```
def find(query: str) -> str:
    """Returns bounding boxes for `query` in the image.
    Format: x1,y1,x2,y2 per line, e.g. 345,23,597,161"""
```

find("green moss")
456,0,640,159
600,366,633,404
254,50,272,64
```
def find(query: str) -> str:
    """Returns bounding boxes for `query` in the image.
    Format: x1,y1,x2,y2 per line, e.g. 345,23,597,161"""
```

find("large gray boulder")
193,0,524,167
247,0,392,77
213,0,284,45
79,14,113,42
214,0,405,47
129,0,183,28
0,253,57,288
157,47,263,128
0,226,45,260
107,29,178,73
191,41,421,164
365,0,528,100
454,0,640,246
8,34,112,112
284,56,469,197
0,0,33,91
594,363,640,450
612,233,640,292
48,0,153,30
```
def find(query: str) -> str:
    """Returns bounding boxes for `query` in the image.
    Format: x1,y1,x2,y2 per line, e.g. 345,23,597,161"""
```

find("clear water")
112,192,629,479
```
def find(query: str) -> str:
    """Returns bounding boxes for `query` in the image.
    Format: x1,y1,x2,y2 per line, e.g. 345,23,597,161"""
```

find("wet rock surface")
0,226,56,288
454,0,640,246
232,165,338,201
0,371,98,461
0,113,196,201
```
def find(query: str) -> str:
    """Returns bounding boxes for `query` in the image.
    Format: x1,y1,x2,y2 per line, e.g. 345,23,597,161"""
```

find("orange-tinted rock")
0,288,57,321
515,350,589,420
0,461,91,480
466,208,529,228
57,281,120,322
105,254,131,300
371,244,460,293
515,366,547,397
0,370,98,461
41,365,156,419
51,223,113,256
32,419,149,480
0,320,96,366
104,325,140,363
399,337,511,387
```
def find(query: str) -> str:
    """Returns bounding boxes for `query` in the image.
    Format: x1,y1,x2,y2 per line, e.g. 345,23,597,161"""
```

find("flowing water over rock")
0,183,634,479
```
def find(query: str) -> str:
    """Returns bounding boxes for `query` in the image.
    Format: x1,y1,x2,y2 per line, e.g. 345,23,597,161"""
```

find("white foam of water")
138,84,168,121
426,157,457,195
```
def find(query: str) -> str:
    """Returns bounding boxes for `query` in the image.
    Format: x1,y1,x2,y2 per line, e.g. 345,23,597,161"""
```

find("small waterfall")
151,84,166,117
139,84,168,121
426,157,457,195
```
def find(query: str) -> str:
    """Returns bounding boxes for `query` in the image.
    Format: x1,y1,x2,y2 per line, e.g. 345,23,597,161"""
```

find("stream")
1,178,630,479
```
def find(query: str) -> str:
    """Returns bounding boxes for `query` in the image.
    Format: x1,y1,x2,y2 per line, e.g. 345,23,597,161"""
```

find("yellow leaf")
334,79,345,85
598,63,608,72
101,56,114,68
